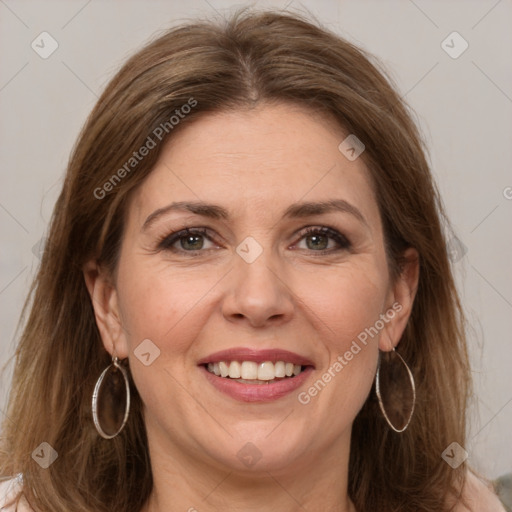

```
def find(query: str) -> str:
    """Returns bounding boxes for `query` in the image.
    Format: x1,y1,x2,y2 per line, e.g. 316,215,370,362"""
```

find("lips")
198,347,315,402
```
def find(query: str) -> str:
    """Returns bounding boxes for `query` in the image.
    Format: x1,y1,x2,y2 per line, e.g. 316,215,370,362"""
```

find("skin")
84,102,420,512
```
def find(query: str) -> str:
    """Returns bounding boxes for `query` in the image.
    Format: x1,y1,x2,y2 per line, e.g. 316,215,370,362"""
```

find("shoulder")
451,470,507,512
0,475,33,512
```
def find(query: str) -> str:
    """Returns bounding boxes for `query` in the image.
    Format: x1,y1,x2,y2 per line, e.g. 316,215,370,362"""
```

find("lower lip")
201,365,314,402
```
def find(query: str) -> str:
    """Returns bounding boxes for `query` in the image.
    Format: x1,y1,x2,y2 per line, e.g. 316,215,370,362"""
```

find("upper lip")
197,347,315,367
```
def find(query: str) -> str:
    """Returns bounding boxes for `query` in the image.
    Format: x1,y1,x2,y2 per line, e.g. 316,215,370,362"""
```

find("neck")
145,476,356,512
140,423,357,512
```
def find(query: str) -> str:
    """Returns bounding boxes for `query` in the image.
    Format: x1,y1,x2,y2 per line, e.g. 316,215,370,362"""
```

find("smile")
206,360,305,383
198,348,315,402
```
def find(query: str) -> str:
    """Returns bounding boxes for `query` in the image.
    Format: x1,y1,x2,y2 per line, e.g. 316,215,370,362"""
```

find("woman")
0,9,506,512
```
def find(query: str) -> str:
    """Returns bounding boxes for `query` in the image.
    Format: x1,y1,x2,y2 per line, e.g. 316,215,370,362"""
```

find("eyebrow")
141,199,368,232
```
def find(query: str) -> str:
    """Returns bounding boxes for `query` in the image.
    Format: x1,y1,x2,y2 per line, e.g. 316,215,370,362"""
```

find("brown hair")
0,8,474,511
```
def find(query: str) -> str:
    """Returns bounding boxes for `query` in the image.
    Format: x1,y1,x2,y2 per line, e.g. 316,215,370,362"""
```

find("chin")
202,424,311,474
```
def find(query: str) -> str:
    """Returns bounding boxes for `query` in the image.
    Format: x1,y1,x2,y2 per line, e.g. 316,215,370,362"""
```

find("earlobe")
82,260,129,359
379,247,420,352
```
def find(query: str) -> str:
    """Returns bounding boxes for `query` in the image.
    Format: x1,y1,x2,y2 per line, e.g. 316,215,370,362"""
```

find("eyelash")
156,226,351,255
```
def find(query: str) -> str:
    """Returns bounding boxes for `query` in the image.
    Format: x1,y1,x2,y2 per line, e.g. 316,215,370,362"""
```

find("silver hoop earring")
375,347,416,433
92,356,130,439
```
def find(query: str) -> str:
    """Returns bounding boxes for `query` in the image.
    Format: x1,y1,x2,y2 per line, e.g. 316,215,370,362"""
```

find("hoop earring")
375,347,416,433
92,356,131,439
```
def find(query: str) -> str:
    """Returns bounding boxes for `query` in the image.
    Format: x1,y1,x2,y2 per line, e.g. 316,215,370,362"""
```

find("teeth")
228,361,241,378
274,361,286,378
257,361,275,381
219,361,229,377
241,361,258,380
274,361,285,378
206,360,305,381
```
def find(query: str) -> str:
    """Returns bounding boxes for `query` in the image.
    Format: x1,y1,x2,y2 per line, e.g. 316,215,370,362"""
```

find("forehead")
129,102,380,229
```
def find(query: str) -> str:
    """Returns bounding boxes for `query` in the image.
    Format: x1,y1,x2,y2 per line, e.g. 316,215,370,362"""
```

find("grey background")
1,0,511,478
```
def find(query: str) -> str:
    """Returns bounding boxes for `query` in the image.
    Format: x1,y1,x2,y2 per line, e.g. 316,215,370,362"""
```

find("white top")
0,476,32,511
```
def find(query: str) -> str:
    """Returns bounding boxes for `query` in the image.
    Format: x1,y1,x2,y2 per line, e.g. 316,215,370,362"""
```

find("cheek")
115,266,212,413
118,211,217,320
298,260,388,348
117,266,213,350
293,261,386,411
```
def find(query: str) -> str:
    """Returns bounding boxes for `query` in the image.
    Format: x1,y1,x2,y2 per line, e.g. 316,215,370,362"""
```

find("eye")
295,226,351,253
156,225,351,255
157,228,218,252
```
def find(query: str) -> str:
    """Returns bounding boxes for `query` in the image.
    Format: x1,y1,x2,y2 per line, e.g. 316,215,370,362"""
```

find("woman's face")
91,102,416,475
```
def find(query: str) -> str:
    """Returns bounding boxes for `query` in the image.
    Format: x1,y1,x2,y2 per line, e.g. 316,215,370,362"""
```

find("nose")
221,250,295,328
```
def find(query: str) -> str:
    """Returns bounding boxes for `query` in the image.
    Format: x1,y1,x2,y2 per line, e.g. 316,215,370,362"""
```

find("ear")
83,260,129,359
379,247,420,352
